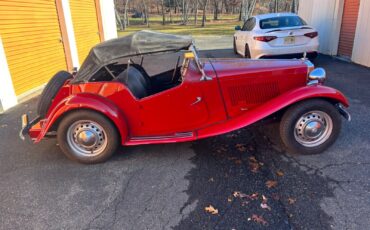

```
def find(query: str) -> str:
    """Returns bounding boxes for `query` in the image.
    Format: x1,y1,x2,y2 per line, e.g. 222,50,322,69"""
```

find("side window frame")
241,17,256,31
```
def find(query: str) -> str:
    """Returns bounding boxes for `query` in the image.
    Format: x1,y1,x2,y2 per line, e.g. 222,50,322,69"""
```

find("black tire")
57,110,119,164
280,99,342,155
233,38,237,54
244,44,251,58
37,71,72,117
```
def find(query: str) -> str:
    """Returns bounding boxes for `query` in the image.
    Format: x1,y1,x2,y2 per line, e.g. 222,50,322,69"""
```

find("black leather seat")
115,67,150,99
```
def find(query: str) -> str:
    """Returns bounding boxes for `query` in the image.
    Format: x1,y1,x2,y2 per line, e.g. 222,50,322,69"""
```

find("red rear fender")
35,93,128,144
197,85,349,138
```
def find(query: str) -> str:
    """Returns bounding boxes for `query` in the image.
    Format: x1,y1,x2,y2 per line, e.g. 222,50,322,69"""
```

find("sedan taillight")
253,36,277,42
304,32,318,38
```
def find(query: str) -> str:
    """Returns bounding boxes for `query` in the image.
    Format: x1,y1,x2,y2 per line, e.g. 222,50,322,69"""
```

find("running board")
125,132,195,145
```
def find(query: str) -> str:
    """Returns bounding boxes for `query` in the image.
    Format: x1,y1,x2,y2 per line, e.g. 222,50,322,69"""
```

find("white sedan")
233,13,319,59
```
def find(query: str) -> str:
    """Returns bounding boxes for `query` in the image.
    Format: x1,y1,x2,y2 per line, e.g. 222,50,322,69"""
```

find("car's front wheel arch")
279,98,342,155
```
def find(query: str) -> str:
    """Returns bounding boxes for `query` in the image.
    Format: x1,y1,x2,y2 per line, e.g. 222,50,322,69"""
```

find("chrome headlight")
308,68,326,84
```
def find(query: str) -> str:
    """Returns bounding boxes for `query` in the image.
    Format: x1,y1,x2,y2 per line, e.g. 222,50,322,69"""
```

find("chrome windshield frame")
190,45,212,81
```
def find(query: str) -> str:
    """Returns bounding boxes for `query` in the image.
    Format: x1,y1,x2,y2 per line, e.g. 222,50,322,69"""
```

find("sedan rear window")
259,16,307,29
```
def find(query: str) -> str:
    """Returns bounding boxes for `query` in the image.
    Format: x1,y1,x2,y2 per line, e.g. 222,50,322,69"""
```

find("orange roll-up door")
0,0,69,96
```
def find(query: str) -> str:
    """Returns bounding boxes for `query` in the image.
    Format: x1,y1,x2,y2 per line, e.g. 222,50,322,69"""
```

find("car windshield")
259,16,307,29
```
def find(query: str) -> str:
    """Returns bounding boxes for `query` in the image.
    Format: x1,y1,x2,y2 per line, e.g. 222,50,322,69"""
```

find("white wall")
0,37,17,112
62,0,80,68
100,0,118,41
298,0,344,55
352,0,370,67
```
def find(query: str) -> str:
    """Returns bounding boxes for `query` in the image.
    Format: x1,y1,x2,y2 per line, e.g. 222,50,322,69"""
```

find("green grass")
118,14,242,37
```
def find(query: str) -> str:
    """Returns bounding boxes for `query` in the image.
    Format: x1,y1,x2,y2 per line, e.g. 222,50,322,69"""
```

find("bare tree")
201,0,209,27
274,0,278,13
143,0,149,27
123,0,130,29
212,0,220,20
291,0,298,13
161,0,165,25
194,0,199,25
181,0,190,25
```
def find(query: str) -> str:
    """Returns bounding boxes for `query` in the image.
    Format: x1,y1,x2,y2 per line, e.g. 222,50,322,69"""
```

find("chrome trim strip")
131,132,194,141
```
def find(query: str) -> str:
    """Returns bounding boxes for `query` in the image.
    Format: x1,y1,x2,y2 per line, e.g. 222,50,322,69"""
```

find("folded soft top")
73,30,193,82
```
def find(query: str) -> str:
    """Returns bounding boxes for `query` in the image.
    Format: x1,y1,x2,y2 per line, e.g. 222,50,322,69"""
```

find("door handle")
191,97,202,106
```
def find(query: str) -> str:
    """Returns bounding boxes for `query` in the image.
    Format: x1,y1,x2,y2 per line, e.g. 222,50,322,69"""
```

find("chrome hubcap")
67,120,107,157
294,111,333,147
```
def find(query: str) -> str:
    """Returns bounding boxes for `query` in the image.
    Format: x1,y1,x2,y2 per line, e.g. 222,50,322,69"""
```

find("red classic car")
20,31,350,164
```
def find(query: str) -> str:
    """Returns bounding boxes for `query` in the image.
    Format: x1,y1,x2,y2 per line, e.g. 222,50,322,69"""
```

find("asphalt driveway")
0,36,369,230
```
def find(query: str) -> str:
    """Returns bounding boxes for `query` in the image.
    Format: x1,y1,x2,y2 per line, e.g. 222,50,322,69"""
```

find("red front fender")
34,93,128,144
197,85,349,139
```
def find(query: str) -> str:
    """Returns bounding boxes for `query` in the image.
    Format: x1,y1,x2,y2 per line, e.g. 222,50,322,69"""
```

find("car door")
136,69,209,136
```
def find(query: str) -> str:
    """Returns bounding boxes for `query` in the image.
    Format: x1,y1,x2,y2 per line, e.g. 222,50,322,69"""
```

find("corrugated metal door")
0,0,68,96
70,0,102,65
338,0,360,57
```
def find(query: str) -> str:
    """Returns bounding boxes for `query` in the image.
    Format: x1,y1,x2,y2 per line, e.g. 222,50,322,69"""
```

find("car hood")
208,58,308,79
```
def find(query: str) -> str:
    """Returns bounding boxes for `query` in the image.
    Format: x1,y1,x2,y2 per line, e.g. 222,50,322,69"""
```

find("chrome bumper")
336,104,351,121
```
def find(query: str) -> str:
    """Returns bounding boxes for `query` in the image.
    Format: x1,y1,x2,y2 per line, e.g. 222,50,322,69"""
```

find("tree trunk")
274,0,278,13
238,1,242,21
169,0,173,23
161,0,165,25
249,0,257,18
201,0,208,27
194,0,198,25
291,0,298,13
143,0,149,27
213,0,219,20
123,0,129,30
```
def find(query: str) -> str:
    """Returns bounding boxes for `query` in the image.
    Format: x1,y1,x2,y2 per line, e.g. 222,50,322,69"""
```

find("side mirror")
235,25,241,31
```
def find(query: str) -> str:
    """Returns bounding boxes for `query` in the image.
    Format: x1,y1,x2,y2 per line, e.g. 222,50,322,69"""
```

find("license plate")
284,36,295,44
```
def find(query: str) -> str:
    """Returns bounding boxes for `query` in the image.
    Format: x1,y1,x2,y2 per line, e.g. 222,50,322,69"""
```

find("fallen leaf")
272,193,280,200
228,156,238,161
260,203,271,211
248,193,259,200
276,170,284,177
235,159,242,165
260,195,271,210
227,197,232,202
233,191,249,198
249,162,260,173
251,214,268,225
205,205,218,215
288,198,297,205
227,133,238,138
235,143,247,152
265,180,278,189
0,124,7,128
216,146,227,153
249,156,258,163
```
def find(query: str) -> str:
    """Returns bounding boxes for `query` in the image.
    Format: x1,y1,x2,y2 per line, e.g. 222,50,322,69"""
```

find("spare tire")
37,71,72,117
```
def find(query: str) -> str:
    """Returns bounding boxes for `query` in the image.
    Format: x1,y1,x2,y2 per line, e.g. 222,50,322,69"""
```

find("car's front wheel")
280,99,342,155
57,110,119,164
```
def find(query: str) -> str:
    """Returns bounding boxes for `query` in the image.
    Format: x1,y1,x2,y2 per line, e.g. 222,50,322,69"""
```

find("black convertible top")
72,30,193,82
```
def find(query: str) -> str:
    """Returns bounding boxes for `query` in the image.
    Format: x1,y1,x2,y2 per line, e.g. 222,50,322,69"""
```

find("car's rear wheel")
57,110,119,164
244,44,251,58
37,71,72,117
280,99,342,155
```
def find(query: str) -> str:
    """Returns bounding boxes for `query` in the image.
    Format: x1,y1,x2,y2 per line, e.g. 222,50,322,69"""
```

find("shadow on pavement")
175,125,335,229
